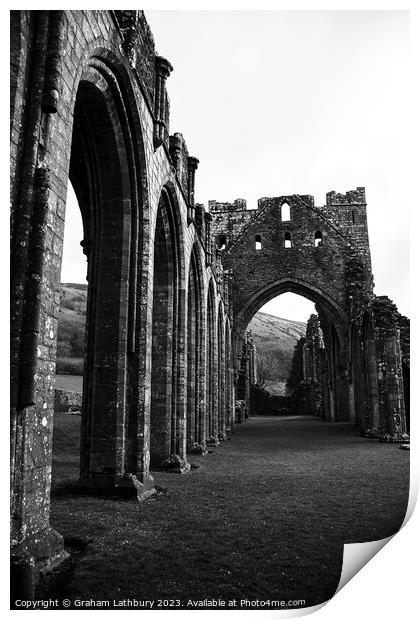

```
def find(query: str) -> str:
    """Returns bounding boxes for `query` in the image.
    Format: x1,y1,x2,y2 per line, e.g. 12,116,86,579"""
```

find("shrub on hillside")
57,340,73,358
60,296,79,311
56,357,84,375
57,314,85,357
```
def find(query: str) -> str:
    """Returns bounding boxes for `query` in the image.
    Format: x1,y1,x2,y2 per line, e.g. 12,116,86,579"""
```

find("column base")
360,427,381,439
379,432,410,443
75,472,156,501
11,527,68,601
160,454,191,474
217,431,227,442
206,435,220,447
187,442,208,455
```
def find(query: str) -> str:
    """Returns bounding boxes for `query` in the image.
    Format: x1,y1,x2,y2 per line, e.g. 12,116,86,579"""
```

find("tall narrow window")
281,202,291,222
218,234,226,250
351,210,355,224
315,231,323,247
284,232,291,248
255,234,262,250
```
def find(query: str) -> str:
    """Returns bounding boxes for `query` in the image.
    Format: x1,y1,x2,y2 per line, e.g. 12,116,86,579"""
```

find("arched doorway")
150,187,185,468
217,303,226,439
66,58,146,495
186,245,205,452
224,317,233,431
236,280,349,422
206,280,217,445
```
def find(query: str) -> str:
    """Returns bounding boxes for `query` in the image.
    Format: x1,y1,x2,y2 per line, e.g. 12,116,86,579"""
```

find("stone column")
204,212,213,265
154,55,173,148
187,156,199,223
169,133,183,177
372,297,407,440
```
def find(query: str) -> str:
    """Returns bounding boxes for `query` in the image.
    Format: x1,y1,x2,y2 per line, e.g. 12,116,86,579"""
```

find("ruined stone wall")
212,188,397,426
324,188,372,274
214,193,366,339
209,199,253,251
9,9,409,593
10,9,234,584
300,314,325,417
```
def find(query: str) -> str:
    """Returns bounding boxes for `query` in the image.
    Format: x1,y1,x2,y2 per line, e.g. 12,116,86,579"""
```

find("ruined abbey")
10,10,409,590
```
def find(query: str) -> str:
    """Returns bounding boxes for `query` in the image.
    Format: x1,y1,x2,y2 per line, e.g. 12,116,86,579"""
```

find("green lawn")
40,414,409,609
55,374,83,392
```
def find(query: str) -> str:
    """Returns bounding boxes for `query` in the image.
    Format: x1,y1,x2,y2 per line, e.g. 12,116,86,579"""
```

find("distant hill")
247,312,307,395
57,284,307,388
56,283,87,374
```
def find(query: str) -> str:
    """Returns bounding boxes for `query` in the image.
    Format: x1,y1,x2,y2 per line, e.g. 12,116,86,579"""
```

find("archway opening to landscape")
70,75,136,485
217,304,226,439
225,318,233,431
206,280,217,442
241,286,347,421
50,63,146,497
53,180,87,487
186,247,203,449
150,190,181,467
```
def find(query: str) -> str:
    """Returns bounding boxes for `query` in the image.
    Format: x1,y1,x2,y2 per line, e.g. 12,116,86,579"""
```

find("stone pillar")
174,285,191,471
372,297,408,440
348,381,356,423
11,167,69,594
195,204,205,239
204,212,213,265
169,133,183,177
329,388,335,422
187,156,199,223
154,55,173,148
197,291,207,449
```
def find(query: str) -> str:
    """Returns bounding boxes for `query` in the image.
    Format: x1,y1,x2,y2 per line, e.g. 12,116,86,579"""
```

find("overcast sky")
61,10,409,323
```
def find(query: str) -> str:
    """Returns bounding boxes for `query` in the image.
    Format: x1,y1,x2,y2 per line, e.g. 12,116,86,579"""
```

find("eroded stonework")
10,9,409,594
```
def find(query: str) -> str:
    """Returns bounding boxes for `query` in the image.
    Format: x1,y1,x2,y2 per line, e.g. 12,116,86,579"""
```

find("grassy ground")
55,374,83,392
40,414,409,609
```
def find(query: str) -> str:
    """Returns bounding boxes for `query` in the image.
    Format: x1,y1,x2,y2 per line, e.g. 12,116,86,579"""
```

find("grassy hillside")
247,312,306,392
57,284,87,375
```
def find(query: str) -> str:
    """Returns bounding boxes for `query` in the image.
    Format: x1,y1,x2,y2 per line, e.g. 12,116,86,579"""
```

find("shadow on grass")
44,413,409,609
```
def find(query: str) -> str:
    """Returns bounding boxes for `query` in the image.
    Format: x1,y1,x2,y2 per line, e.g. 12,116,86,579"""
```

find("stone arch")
236,277,349,421
40,49,149,494
350,310,381,433
361,311,380,431
206,278,218,444
224,316,234,430
68,59,148,487
236,277,347,342
217,301,226,439
186,242,206,451
350,320,368,427
150,185,184,467
10,30,152,583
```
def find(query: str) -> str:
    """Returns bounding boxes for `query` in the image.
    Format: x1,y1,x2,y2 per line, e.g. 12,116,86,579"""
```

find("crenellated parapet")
323,187,372,272
326,187,366,206
209,199,253,251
